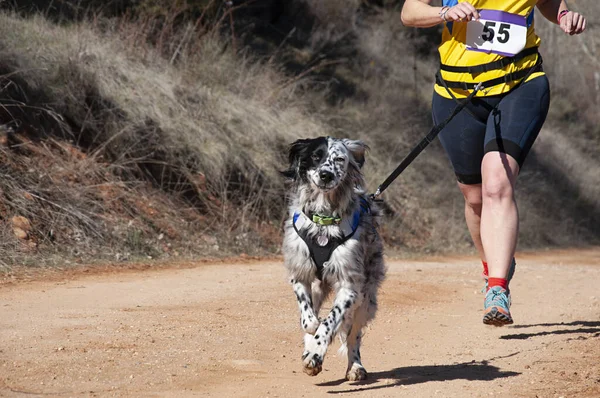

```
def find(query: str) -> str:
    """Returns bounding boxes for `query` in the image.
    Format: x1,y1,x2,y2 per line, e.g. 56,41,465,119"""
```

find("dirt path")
1,250,599,397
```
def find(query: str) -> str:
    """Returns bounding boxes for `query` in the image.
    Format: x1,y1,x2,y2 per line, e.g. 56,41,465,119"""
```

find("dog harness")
293,198,370,280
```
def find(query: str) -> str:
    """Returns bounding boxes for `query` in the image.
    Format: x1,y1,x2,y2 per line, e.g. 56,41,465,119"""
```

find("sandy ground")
0,250,599,397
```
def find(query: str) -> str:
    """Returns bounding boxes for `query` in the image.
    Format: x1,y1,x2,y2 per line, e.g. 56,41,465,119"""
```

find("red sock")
488,277,508,291
482,261,489,277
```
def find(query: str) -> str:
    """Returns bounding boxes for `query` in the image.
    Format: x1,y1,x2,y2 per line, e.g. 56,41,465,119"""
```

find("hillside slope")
0,2,599,267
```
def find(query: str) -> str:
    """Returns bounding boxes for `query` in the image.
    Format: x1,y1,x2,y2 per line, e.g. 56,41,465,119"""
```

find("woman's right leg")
458,182,485,263
433,92,490,264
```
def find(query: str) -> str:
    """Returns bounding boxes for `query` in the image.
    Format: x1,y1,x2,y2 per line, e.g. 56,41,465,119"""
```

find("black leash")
372,82,483,199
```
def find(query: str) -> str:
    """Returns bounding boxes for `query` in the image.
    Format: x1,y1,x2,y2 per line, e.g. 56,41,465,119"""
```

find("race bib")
466,10,527,57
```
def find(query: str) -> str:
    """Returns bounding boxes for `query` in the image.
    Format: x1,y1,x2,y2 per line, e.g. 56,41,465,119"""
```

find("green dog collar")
311,213,342,225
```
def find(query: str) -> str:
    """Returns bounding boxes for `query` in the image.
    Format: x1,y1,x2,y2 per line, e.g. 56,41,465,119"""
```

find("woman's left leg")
480,152,520,281
480,75,551,326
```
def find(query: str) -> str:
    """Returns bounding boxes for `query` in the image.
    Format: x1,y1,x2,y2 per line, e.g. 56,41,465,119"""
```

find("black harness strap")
293,199,370,280
295,230,342,281
436,51,544,124
439,46,539,74
436,53,543,91
435,70,489,124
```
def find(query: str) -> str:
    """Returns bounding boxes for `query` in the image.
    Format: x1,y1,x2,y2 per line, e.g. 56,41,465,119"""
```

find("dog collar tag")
316,234,329,246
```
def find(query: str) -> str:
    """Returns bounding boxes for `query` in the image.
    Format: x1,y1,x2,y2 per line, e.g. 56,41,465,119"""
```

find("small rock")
13,227,28,240
11,216,32,232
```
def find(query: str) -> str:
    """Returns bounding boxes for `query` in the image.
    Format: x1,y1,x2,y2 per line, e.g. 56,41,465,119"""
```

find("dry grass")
0,10,327,266
0,0,598,268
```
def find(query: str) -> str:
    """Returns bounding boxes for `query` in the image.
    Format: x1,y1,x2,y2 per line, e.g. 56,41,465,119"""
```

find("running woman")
400,0,586,326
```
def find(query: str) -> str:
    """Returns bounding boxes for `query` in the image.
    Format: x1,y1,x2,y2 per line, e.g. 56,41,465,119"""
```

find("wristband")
439,6,450,22
558,9,569,24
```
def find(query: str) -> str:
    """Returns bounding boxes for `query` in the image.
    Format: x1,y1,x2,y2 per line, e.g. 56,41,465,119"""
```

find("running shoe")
482,257,516,293
483,286,513,326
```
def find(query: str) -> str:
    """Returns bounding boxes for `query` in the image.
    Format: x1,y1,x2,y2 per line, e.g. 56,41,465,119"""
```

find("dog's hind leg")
335,307,367,381
344,306,369,381
302,285,363,376
342,273,381,381
292,280,320,334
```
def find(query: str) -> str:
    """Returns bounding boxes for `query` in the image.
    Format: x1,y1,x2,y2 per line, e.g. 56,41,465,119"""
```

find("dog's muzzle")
319,170,334,184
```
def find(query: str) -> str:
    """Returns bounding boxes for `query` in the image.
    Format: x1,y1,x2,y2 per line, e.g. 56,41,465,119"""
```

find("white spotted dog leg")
293,281,319,334
302,287,362,376
345,328,367,381
345,284,379,381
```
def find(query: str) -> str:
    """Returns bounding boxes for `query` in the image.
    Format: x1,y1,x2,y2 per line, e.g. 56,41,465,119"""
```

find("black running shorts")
432,75,550,185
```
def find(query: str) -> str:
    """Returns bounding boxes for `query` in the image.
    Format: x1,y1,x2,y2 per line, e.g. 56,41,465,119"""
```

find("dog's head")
282,136,368,192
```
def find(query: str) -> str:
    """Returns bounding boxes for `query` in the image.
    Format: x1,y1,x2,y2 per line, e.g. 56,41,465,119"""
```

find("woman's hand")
559,11,586,35
443,2,480,22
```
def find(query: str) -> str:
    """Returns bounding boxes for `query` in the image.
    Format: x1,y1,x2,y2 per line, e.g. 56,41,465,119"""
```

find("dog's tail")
337,319,351,356
337,340,349,356
337,316,353,357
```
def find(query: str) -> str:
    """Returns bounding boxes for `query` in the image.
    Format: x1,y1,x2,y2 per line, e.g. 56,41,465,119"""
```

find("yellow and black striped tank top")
436,0,545,98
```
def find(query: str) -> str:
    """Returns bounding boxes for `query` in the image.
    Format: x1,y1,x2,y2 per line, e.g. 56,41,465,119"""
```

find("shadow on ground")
510,321,600,329
317,360,520,394
500,320,600,340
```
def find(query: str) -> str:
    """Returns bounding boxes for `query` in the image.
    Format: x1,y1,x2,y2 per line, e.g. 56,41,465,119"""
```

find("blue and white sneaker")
483,286,513,326
482,258,516,293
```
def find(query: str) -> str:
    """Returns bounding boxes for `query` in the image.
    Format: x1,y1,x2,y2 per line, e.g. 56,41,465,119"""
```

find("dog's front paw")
346,365,368,381
302,315,319,334
301,334,326,376
302,351,323,376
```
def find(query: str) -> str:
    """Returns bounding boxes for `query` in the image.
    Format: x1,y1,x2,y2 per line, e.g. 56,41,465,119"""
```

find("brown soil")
1,250,599,397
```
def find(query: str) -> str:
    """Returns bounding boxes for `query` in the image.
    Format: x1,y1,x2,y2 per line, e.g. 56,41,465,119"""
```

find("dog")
281,136,386,381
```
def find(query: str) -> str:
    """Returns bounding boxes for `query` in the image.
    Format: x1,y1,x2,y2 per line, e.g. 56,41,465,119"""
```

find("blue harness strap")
293,198,370,280
526,11,534,27
443,0,458,33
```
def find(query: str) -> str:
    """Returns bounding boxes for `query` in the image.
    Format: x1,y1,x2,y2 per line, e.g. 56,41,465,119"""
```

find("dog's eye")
311,153,321,161
334,156,345,163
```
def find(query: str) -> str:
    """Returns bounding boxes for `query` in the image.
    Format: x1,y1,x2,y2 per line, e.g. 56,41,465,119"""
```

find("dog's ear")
343,139,369,168
281,138,312,180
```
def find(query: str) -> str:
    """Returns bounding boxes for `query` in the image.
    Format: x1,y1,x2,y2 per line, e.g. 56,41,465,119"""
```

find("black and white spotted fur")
281,136,386,381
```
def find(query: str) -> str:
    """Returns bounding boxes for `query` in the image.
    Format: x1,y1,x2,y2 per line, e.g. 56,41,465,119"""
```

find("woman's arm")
536,0,586,35
400,0,444,28
401,0,480,28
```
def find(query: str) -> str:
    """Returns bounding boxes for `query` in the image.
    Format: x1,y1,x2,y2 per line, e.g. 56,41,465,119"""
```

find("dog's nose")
319,170,334,183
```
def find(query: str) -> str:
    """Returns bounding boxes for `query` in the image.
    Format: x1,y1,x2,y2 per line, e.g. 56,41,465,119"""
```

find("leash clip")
370,188,381,200
369,190,384,204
